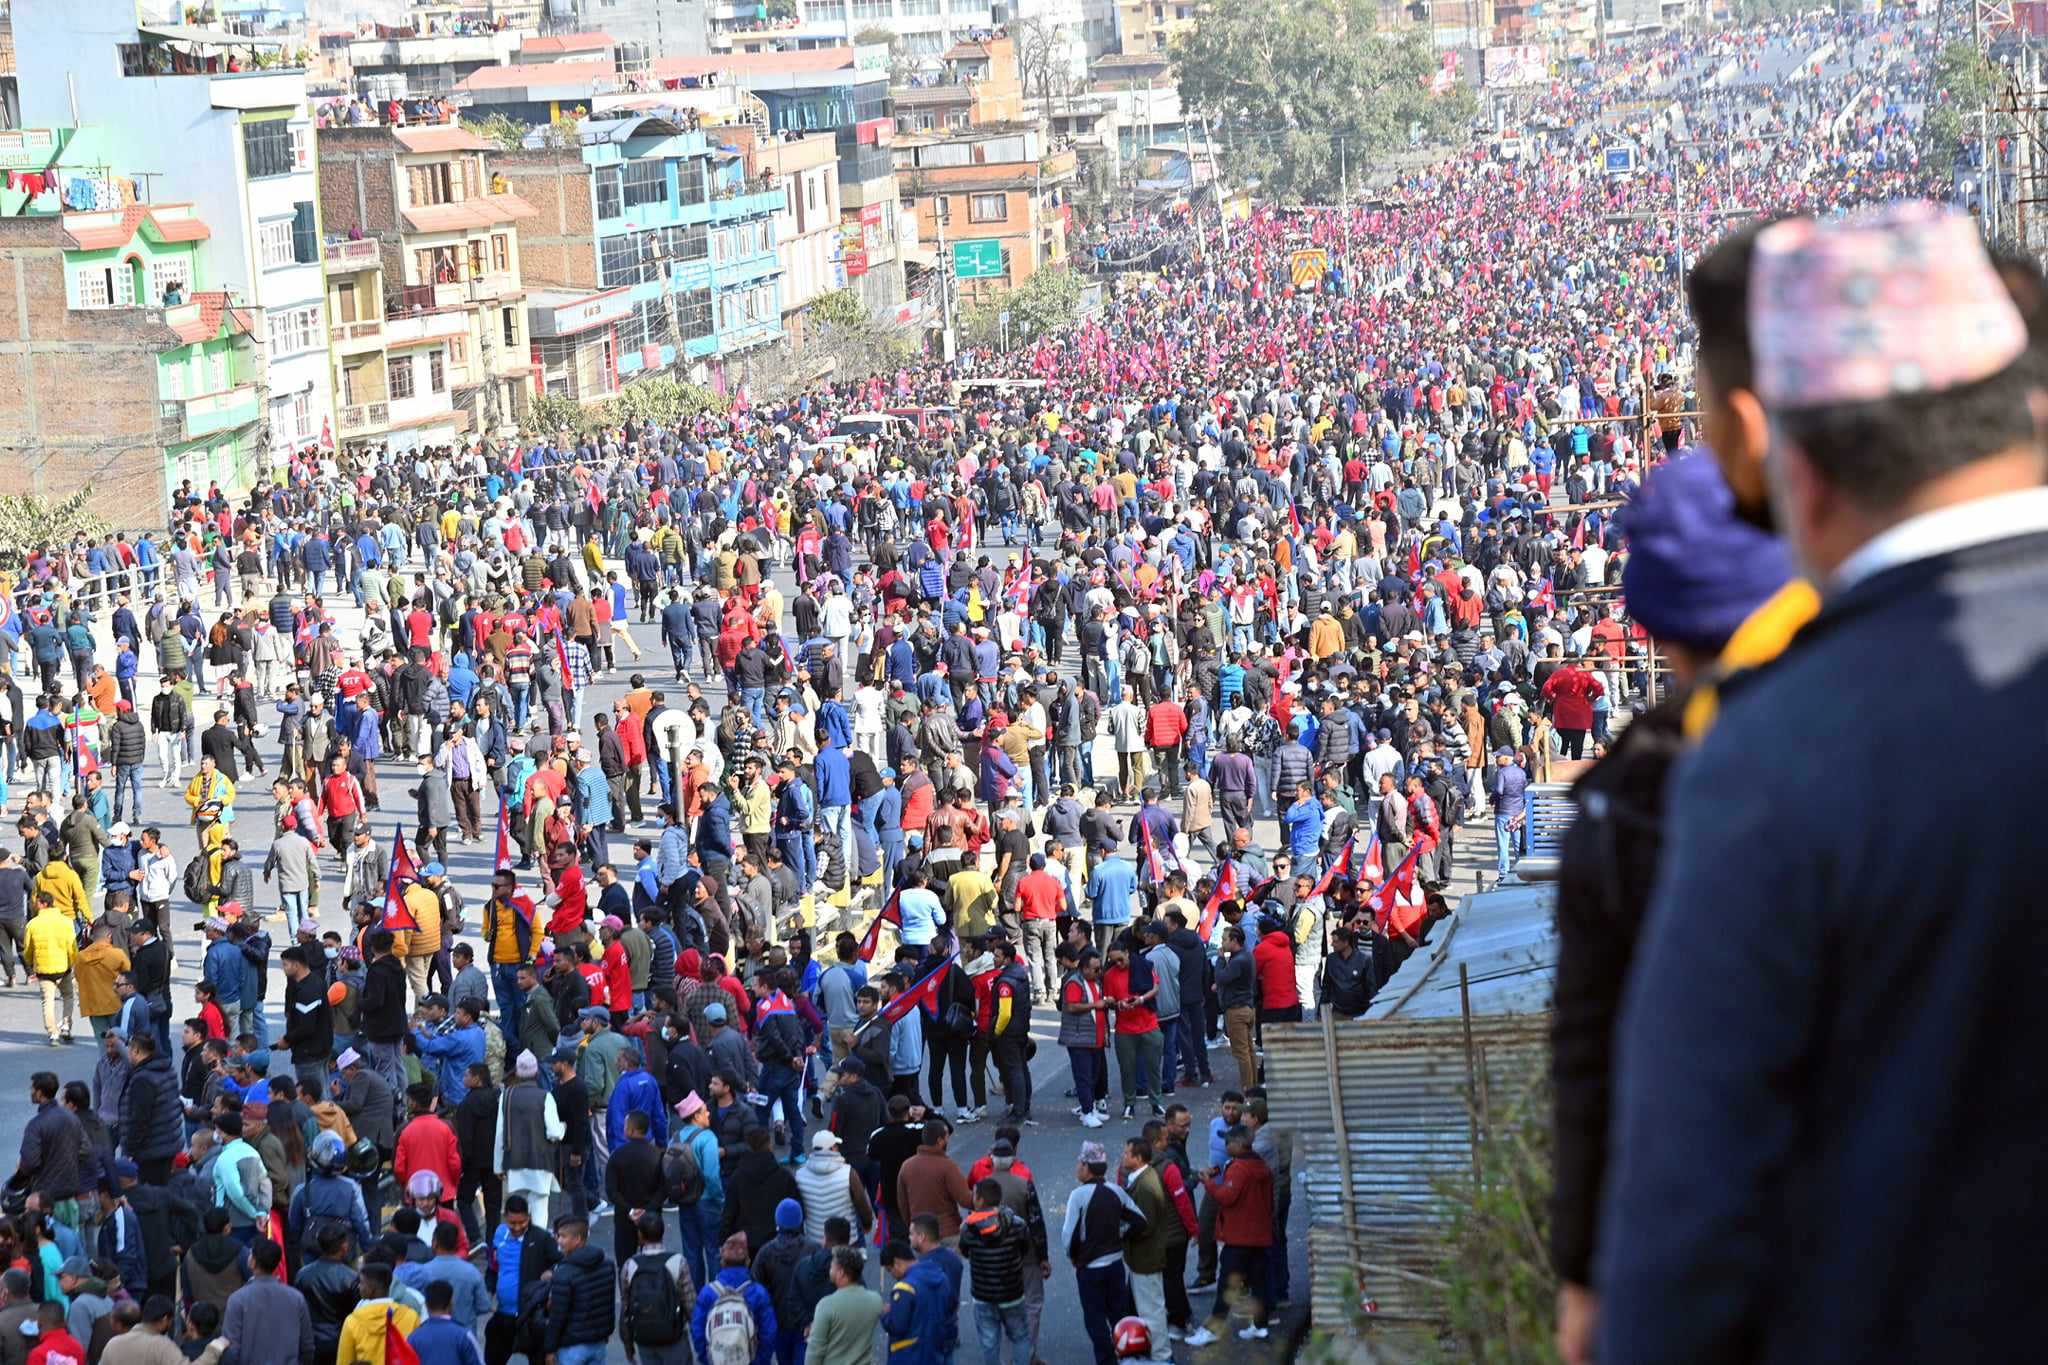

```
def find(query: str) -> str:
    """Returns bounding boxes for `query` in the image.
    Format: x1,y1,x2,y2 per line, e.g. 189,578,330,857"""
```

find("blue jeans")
676,1199,719,1291
556,1342,606,1365
820,804,852,879
1495,815,1523,876
753,1061,805,1156
112,764,142,825
975,1299,1029,1361
740,686,765,723
510,684,530,730
1157,1014,1182,1094
492,963,526,1039
776,830,814,891
278,891,305,938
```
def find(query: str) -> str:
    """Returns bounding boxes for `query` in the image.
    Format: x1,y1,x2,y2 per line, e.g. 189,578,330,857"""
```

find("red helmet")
1112,1317,1153,1358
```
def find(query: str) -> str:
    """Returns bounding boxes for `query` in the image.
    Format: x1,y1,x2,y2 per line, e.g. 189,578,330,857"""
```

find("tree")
0,490,110,573
959,265,1082,351
1171,0,1476,203
1926,39,2003,181
463,112,528,152
1013,16,1073,111
855,26,919,87
743,290,919,401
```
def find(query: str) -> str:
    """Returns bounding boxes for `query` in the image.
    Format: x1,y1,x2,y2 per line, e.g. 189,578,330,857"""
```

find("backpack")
662,1137,704,1208
182,855,214,907
703,1281,758,1365
623,1252,686,1347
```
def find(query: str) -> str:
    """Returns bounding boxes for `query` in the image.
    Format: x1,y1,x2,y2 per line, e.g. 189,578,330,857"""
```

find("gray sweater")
222,1272,316,1365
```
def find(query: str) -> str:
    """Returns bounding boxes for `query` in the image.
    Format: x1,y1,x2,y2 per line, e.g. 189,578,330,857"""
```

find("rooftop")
520,30,613,56
391,124,498,153
61,204,211,253
650,46,858,80
458,57,613,90
401,191,538,233
165,290,253,346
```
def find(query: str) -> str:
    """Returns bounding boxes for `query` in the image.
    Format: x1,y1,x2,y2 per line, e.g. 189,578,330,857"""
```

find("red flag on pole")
879,953,956,1024
494,803,512,873
1367,843,1428,937
385,1309,419,1365
1138,818,1165,883
856,890,902,962
381,823,420,932
1199,861,1238,940
1308,835,1357,901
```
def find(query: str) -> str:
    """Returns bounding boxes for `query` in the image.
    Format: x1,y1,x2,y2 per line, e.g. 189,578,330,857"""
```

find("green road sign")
952,239,1004,279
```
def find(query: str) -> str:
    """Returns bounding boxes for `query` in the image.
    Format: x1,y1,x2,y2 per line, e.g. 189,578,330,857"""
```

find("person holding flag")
481,867,536,1039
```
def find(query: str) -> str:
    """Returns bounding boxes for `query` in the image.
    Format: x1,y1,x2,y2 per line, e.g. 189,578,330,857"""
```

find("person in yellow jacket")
73,925,129,1039
399,871,445,1003
335,1263,419,1365
33,857,90,927
185,757,237,828
23,892,78,1045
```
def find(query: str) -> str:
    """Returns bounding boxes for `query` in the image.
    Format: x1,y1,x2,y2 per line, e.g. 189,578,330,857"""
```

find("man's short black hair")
1686,219,1776,398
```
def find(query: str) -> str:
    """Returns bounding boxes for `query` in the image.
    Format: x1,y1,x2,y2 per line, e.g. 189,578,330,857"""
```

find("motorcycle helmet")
1112,1317,1153,1358
406,1170,444,1200
343,1138,382,1177
308,1132,348,1177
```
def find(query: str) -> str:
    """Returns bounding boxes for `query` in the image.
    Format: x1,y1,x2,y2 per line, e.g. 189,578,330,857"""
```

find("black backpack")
663,1139,705,1208
624,1252,686,1346
182,856,213,907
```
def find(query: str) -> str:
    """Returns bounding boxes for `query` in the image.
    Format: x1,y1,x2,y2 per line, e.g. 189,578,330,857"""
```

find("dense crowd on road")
0,12,1971,1365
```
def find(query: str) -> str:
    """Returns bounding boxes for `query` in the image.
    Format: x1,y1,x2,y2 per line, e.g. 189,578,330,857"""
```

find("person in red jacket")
1539,652,1605,760
393,1080,461,1201
1185,1128,1275,1345
598,916,632,1027
1251,916,1300,1025
1144,697,1189,798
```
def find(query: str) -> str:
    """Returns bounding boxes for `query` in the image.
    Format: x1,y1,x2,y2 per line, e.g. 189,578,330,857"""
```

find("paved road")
0,539,1334,1362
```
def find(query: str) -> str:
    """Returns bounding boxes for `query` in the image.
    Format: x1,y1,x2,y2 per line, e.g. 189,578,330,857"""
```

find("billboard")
1485,44,1549,88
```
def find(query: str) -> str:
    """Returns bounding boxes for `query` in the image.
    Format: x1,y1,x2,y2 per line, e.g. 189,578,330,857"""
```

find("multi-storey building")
316,124,538,451
14,2,335,465
499,109,783,404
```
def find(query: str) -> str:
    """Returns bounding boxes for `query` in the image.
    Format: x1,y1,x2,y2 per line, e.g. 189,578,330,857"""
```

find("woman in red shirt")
598,916,632,1025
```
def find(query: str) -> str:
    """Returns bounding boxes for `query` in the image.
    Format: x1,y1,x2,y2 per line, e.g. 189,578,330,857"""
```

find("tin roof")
1365,878,1558,1020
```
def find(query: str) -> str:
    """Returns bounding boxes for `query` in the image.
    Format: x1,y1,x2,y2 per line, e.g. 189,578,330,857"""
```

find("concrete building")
316,123,539,452
893,121,1074,298
346,25,534,96
732,128,843,344
891,32,1024,132
0,200,261,520
545,0,708,59
1114,0,1198,54
498,109,783,404
710,0,995,64
14,4,335,465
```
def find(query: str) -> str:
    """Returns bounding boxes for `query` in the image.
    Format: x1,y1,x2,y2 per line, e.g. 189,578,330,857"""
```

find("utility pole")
1199,112,1228,250
934,192,955,361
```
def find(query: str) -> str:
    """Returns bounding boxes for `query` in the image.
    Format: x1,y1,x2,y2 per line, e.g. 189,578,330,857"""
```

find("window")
804,0,846,19
243,119,292,179
150,258,191,304
414,161,454,207
468,240,485,280
901,0,938,15
622,159,666,209
806,175,819,213
449,336,467,365
335,284,358,323
599,234,636,288
161,360,184,399
74,264,128,309
595,167,623,220
387,355,414,400
675,287,712,340
289,391,312,441
852,0,890,16
674,164,705,208
418,245,460,286
209,350,228,394
290,125,312,171
492,234,510,273
428,350,445,394
969,192,1006,223
267,305,320,358
292,202,318,265
712,229,732,266
502,308,518,348
784,182,796,221
259,219,295,270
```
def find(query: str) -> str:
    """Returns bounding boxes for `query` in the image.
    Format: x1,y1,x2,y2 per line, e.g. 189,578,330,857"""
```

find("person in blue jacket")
412,997,485,1108
881,1215,963,1365
691,1232,777,1365
605,1045,666,1151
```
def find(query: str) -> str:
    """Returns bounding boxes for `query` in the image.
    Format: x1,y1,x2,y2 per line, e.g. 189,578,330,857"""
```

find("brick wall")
495,148,596,292
316,129,405,303
0,219,182,523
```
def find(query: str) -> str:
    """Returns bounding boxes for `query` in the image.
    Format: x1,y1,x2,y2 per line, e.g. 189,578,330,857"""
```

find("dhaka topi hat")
1750,200,2027,410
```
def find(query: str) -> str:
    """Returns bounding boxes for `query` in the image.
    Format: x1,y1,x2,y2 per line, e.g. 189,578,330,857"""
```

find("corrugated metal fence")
1265,1012,1550,1326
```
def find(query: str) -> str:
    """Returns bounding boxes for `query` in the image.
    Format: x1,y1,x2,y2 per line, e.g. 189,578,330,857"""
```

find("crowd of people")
0,10,1988,1365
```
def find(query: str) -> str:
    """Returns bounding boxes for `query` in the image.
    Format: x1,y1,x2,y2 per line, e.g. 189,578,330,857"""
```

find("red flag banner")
1138,817,1165,882
857,890,902,962
1199,861,1238,940
494,803,512,873
879,953,955,1023
1308,835,1356,901
1367,843,1428,937
385,1309,419,1365
381,823,420,932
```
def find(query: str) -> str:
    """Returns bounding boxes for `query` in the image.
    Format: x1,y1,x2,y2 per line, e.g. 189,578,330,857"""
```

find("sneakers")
955,1107,977,1125
1150,1099,1166,1117
588,1201,613,1219
1079,1111,1105,1128
1236,1325,1270,1341
1121,1103,1135,1120
1183,1328,1219,1348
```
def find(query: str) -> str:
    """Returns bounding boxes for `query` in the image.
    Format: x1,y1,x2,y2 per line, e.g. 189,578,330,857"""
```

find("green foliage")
807,288,872,333
1432,1072,1559,1363
1926,40,2002,178
1171,0,1475,203
519,377,724,441
960,265,1082,351
0,490,110,572
463,113,529,152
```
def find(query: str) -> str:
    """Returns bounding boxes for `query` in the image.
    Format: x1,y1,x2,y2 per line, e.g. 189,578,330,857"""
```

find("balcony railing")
338,400,389,434
330,319,384,346
324,238,381,270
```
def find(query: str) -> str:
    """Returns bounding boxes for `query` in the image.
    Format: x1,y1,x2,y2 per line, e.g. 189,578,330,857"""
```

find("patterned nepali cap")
1750,200,2028,410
